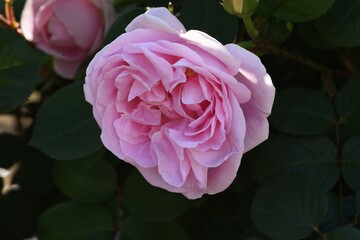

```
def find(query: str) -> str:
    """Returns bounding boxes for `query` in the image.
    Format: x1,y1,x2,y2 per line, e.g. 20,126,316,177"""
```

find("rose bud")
223,0,259,18
20,0,115,78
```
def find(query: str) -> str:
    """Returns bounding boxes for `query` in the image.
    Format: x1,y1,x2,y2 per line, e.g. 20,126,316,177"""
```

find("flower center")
185,68,196,78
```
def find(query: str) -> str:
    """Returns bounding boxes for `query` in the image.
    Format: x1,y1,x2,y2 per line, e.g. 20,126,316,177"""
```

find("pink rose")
84,8,275,199
20,0,115,78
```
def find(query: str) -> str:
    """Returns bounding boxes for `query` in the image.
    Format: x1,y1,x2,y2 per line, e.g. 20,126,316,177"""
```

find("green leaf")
179,0,238,44
269,89,334,135
37,202,113,240
122,217,189,240
321,227,360,240
298,22,332,50
251,174,328,240
315,0,360,47
254,135,339,191
257,0,335,22
341,136,360,191
0,64,41,112
0,28,45,112
124,173,191,222
320,193,355,232
30,82,103,160
259,18,292,45
53,150,116,203
184,195,242,240
0,28,43,70
336,77,360,132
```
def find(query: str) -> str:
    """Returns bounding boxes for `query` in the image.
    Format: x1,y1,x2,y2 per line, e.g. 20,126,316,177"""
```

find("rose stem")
242,16,259,40
4,0,22,34
338,48,359,75
259,44,351,78
0,13,9,25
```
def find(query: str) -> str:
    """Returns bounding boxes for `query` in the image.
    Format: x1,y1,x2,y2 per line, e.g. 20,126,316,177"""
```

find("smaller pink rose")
20,0,116,78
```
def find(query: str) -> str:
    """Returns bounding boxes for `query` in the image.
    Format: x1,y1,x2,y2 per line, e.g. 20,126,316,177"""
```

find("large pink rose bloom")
84,8,275,199
20,0,115,78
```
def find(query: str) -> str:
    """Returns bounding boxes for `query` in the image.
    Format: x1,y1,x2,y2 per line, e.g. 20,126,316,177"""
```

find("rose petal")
96,68,119,106
115,118,155,167
207,150,243,195
180,30,241,74
89,0,116,31
129,102,162,125
100,104,124,159
136,166,186,194
182,77,207,104
181,173,207,199
226,44,275,151
190,92,246,167
46,16,75,47
53,58,83,78
126,7,186,34
152,129,190,187
226,44,275,114
52,0,101,48
20,0,47,41
186,150,208,188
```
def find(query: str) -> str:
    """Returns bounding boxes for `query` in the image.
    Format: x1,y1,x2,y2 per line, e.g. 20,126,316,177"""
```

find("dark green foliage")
253,135,339,190
336,77,360,132
53,150,116,203
316,0,360,47
356,191,360,212
1,0,360,239
251,174,328,240
0,191,43,240
321,226,360,240
37,202,113,240
122,217,189,240
341,136,360,191
124,172,192,222
179,0,238,44
258,18,292,45
105,8,146,44
320,193,355,232
270,88,335,135
0,27,45,112
30,82,103,160
257,0,335,22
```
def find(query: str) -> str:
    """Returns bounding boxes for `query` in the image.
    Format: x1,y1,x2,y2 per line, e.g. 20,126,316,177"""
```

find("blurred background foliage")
1,0,360,239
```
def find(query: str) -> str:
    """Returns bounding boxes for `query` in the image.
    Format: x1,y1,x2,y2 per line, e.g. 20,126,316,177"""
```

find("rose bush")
84,7,275,199
20,0,115,78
